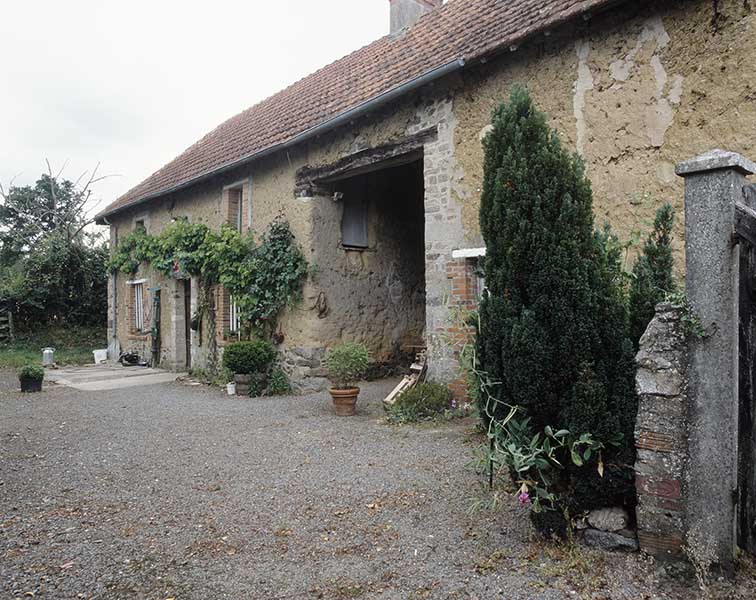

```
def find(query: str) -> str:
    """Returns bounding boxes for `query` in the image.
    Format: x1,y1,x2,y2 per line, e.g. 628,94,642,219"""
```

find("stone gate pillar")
675,150,756,568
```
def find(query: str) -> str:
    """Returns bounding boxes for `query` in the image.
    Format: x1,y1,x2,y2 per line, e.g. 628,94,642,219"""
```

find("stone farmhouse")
96,0,755,392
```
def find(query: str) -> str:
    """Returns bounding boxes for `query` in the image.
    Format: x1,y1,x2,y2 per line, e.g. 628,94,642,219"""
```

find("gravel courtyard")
1,371,752,599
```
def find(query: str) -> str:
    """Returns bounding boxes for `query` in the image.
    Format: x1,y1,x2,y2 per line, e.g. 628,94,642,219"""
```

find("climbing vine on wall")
109,218,308,337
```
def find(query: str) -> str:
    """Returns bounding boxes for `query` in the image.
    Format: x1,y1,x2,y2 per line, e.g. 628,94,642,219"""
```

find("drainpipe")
102,216,119,359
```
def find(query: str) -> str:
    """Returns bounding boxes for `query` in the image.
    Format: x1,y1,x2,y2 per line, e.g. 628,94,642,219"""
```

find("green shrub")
475,86,637,532
222,340,276,374
17,364,44,381
387,382,453,423
324,342,369,389
629,203,676,348
267,368,292,395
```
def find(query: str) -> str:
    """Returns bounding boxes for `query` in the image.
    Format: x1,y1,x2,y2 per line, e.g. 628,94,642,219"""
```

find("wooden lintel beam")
734,201,756,247
295,127,437,187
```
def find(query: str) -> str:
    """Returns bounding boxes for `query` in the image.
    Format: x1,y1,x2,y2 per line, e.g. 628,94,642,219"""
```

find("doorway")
321,156,426,366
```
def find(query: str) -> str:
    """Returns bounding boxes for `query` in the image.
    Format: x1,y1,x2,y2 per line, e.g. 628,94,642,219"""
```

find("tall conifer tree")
629,203,675,348
476,86,637,519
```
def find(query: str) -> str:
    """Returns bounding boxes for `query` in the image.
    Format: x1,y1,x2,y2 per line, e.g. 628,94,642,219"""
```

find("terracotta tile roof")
98,0,617,220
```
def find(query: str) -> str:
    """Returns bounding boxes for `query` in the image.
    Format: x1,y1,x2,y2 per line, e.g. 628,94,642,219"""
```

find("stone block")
582,528,639,552
636,502,684,533
634,447,685,478
636,368,682,397
293,376,330,394
587,507,630,532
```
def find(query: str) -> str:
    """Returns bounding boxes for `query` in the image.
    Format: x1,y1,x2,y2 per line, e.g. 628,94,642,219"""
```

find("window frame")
229,295,240,334
128,278,148,333
223,179,249,233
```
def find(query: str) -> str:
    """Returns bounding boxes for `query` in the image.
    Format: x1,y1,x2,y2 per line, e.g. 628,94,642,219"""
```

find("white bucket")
93,349,108,364
42,347,55,366
226,382,236,396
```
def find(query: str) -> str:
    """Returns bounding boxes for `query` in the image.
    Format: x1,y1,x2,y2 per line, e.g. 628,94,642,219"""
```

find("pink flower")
518,491,531,506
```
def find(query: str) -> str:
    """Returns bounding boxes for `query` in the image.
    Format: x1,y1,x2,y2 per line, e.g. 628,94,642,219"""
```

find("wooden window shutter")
341,197,368,248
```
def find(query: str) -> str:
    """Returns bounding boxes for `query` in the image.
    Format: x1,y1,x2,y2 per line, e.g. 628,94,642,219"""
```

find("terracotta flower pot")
20,377,42,393
329,387,360,416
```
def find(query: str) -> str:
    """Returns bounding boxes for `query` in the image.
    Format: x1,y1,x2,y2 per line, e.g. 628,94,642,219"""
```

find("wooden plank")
735,202,756,247
383,375,415,407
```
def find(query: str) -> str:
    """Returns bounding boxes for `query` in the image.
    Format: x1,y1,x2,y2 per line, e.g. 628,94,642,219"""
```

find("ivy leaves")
233,220,308,329
109,218,307,334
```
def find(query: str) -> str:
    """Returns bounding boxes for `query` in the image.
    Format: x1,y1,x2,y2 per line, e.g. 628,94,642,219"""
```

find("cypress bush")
629,203,675,348
476,86,637,526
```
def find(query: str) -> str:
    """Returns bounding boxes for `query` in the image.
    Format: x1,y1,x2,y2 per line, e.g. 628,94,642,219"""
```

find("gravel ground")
1,371,754,599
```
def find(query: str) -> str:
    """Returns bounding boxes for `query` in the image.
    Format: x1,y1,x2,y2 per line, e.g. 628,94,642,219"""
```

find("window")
135,219,146,233
341,196,368,248
132,282,145,331
229,295,240,333
227,186,244,232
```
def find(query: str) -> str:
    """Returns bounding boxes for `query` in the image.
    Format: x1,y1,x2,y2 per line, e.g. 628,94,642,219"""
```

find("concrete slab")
46,364,186,391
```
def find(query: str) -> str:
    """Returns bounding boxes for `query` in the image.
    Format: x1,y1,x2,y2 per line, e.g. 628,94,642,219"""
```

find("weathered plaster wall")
452,0,756,275
106,87,452,383
107,0,756,386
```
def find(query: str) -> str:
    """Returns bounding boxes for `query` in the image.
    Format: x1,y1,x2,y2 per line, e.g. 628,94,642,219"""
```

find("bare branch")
54,159,68,181
0,173,21,202
45,158,57,227
72,169,89,189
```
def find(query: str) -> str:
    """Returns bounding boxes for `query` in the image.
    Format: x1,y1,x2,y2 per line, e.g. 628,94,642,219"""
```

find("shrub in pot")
222,340,276,396
18,364,44,393
324,342,369,416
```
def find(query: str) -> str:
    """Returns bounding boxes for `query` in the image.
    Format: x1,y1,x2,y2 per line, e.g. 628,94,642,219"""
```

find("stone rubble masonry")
634,302,688,560
281,346,329,394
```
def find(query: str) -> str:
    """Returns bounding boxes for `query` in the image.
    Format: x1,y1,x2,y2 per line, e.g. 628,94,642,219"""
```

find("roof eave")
95,57,466,224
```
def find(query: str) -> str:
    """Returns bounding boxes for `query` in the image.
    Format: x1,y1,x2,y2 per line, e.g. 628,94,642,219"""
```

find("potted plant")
18,364,44,393
222,340,276,396
324,342,369,416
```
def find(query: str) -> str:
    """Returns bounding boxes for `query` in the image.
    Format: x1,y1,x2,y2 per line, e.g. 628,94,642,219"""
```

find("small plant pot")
226,382,236,396
20,377,43,393
234,373,252,396
329,387,360,416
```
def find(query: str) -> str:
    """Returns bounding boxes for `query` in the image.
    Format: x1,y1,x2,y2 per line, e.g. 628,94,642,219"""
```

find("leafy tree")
0,173,95,262
0,169,108,328
628,204,675,348
476,86,637,529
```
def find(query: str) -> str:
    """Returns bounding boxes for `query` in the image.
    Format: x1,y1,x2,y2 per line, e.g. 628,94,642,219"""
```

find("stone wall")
634,302,688,559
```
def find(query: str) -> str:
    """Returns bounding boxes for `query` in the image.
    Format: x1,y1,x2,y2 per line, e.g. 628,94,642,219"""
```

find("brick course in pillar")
442,257,480,401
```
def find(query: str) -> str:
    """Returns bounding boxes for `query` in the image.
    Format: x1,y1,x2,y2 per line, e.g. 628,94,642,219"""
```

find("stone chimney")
390,0,442,34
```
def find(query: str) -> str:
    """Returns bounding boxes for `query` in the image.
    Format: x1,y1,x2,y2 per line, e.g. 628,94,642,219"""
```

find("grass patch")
0,326,106,369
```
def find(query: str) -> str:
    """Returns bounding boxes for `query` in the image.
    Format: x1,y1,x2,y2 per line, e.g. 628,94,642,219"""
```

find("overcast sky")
0,1,388,218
